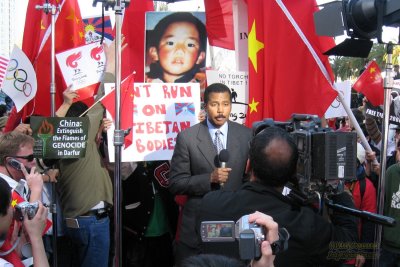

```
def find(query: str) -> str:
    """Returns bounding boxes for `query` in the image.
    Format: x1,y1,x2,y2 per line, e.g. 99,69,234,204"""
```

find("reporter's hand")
210,167,231,184
248,211,279,267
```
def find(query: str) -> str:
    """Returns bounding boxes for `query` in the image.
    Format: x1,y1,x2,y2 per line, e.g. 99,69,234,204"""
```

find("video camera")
200,215,289,260
253,114,357,202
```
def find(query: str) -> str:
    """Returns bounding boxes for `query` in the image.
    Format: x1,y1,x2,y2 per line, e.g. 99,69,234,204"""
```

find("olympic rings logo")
5,59,32,97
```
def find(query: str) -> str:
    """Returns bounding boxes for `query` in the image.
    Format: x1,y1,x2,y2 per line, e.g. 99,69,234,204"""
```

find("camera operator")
197,126,358,267
0,177,50,267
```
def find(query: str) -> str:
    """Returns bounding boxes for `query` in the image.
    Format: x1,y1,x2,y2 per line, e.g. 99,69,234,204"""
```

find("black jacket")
197,181,358,267
122,161,178,241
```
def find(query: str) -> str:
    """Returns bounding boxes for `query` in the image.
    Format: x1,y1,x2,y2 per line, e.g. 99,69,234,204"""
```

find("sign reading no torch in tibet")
31,117,89,159
106,83,200,162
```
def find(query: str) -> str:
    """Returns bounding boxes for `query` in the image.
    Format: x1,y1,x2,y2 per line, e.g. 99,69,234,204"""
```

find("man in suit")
169,82,252,265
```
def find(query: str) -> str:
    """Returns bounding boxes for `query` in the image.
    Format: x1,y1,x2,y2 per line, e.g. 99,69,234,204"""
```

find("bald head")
249,127,298,187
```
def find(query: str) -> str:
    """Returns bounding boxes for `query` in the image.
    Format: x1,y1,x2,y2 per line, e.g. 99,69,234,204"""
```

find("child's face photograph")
155,21,205,77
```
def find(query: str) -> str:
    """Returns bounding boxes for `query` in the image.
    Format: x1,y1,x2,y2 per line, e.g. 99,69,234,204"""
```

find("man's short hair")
66,101,88,117
0,132,35,165
249,126,298,187
204,83,232,104
0,178,11,216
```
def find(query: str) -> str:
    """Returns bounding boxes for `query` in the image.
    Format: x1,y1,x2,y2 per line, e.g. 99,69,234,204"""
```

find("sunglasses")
9,154,35,162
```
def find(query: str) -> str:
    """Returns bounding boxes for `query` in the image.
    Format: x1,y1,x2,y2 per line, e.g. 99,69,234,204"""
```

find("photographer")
0,177,50,267
198,126,358,267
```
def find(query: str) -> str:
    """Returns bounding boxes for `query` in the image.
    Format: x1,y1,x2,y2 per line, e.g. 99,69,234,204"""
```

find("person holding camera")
0,177,50,267
198,126,358,267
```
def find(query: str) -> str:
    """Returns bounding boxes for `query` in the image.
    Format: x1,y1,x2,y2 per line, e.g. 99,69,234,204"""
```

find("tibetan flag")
204,0,234,50
83,16,114,44
245,0,337,126
121,0,154,82
352,61,383,107
100,73,135,148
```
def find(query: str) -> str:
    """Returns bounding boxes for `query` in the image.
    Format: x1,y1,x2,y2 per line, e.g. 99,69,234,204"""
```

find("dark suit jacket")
169,120,252,248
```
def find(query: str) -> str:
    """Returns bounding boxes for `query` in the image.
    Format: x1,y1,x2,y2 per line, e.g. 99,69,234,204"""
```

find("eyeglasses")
9,154,35,162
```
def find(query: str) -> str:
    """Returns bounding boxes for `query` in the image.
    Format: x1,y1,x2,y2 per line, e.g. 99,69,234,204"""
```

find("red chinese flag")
353,61,384,107
100,73,135,148
245,0,337,126
24,0,85,117
121,0,154,82
204,0,234,50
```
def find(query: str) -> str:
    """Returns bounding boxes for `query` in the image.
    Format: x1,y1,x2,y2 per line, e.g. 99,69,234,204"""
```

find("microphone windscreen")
219,149,230,162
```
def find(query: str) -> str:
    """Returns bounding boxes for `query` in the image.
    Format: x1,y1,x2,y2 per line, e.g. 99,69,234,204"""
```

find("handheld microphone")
219,149,230,168
219,149,229,187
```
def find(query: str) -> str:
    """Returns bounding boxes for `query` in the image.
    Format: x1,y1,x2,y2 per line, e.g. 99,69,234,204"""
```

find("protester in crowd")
0,177,50,267
341,143,376,267
168,82,252,264
394,64,400,80
145,12,207,95
198,126,358,266
122,161,178,267
380,156,400,266
53,42,115,267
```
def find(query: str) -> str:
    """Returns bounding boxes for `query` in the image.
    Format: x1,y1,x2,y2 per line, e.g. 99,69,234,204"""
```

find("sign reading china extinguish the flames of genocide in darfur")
30,116,89,159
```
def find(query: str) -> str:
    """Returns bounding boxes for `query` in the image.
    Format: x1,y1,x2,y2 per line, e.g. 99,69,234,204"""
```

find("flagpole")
113,1,125,266
373,43,394,267
35,2,60,267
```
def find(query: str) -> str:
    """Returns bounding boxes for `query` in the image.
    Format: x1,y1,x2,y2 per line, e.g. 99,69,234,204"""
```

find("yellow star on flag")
369,67,376,73
248,20,264,73
11,199,18,207
248,98,259,113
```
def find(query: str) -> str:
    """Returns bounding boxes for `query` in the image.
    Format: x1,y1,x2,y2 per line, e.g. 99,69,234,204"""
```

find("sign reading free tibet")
31,116,89,159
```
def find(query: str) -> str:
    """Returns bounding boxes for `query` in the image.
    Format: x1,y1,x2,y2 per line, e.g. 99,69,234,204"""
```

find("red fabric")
121,0,154,82
12,0,85,121
204,0,234,50
174,195,188,242
245,0,337,126
353,61,383,107
100,73,135,148
0,237,24,267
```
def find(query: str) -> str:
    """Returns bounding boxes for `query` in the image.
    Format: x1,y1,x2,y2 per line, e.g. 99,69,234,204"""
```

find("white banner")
233,0,248,72
325,80,351,119
106,83,201,162
1,45,37,112
56,42,105,91
206,70,248,124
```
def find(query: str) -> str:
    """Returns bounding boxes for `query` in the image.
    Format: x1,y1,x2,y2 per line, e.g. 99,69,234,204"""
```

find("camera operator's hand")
210,167,232,185
23,201,50,267
21,166,43,202
248,211,279,267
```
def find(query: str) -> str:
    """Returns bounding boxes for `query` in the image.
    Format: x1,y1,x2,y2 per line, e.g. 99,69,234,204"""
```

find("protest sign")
56,42,105,100
31,116,89,159
206,70,248,124
325,80,351,119
106,82,200,162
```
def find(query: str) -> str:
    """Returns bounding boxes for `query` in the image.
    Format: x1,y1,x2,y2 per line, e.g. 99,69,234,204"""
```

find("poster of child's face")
145,12,207,96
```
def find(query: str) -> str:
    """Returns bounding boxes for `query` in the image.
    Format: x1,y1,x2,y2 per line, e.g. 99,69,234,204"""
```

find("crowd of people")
0,12,400,267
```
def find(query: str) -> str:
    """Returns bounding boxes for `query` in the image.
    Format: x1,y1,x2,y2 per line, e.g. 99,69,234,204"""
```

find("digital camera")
14,201,39,221
201,215,266,260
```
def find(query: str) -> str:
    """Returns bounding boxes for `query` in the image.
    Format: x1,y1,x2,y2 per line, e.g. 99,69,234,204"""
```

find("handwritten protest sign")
31,116,89,159
206,70,248,124
106,83,200,162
